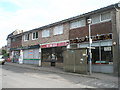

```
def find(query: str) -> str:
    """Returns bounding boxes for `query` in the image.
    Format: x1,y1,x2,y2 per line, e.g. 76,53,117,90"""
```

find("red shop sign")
40,42,68,48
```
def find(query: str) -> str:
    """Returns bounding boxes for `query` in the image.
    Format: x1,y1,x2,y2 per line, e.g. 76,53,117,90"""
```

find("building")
22,22,69,67
7,3,120,75
7,30,23,63
68,3,120,74
2,45,7,51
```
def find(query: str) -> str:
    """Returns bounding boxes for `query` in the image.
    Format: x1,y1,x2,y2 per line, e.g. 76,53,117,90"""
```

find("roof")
7,30,24,39
6,32,14,40
7,31,23,40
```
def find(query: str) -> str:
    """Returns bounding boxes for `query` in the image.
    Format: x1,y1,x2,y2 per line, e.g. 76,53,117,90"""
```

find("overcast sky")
0,0,120,48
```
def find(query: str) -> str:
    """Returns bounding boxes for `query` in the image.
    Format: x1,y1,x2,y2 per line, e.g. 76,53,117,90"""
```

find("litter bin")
51,62,55,66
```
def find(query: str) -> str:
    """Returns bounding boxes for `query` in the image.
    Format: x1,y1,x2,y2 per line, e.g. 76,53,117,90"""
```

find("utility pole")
87,19,92,75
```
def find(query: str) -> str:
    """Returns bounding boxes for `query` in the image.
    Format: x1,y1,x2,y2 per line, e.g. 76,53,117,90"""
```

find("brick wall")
40,23,69,44
22,22,69,47
69,21,112,39
22,32,40,47
11,41,22,48
11,37,22,48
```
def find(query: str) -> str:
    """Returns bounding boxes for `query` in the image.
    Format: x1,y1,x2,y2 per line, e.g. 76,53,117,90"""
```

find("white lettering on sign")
40,41,69,48
104,47,111,51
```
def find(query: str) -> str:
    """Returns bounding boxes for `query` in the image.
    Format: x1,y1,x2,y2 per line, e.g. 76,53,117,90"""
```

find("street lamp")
87,19,92,75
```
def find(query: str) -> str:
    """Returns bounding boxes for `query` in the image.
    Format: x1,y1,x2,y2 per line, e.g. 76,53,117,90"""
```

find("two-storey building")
22,22,69,67
7,30,23,63
7,3,120,74
68,3,120,74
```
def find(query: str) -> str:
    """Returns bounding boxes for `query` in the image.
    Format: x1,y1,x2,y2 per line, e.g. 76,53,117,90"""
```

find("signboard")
40,41,69,48
104,47,111,51
29,50,33,55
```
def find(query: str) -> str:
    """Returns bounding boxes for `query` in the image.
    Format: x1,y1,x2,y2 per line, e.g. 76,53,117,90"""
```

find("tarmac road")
1,64,118,88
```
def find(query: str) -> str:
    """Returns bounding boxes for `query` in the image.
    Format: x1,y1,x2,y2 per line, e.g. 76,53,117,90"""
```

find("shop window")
42,30,50,38
53,25,63,35
24,34,29,41
91,46,113,64
91,47,99,64
42,48,52,62
70,19,86,29
42,47,65,63
32,32,38,40
101,46,113,63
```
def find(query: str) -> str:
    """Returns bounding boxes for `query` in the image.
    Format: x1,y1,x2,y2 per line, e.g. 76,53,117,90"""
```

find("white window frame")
91,12,111,25
32,32,38,40
100,12,111,22
24,34,29,41
53,25,63,35
42,30,50,38
70,18,86,29
91,14,100,24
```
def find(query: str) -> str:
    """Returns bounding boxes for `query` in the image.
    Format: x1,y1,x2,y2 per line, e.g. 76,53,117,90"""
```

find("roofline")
19,3,120,34
8,33,23,39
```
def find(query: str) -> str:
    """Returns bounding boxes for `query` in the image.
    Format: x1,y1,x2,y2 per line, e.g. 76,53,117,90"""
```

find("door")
63,48,88,74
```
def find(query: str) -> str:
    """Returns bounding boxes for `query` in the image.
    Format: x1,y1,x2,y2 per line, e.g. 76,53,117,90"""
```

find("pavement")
4,62,119,83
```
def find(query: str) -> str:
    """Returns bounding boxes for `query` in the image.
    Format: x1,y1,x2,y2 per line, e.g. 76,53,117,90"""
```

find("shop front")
40,40,69,68
10,48,21,63
22,45,41,65
78,39,113,73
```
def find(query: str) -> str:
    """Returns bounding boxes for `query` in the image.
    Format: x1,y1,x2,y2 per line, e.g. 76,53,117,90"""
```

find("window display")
91,46,113,64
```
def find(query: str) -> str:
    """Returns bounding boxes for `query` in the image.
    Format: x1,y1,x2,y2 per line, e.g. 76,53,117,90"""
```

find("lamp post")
87,19,92,75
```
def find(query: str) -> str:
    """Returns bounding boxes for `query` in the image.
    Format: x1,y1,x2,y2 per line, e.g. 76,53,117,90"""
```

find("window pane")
42,30,50,37
24,34,29,41
92,15,100,24
33,33,35,39
54,25,63,35
32,32,38,39
101,12,111,21
36,32,38,38
70,19,86,29
91,47,99,64
101,46,113,63
27,34,29,40
24,35,26,41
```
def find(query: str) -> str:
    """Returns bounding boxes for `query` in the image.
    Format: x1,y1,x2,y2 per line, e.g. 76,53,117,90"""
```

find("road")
1,64,118,88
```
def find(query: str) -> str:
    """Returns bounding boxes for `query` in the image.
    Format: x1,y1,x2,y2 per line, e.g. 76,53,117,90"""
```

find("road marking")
76,83,96,88
97,83,103,86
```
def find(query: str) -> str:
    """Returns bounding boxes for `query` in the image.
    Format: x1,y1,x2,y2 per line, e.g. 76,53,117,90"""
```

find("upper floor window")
32,32,38,40
24,34,29,41
91,15,100,24
101,12,111,21
91,12,111,24
53,25,63,35
11,38,15,42
42,30,50,38
11,37,21,42
70,19,86,29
